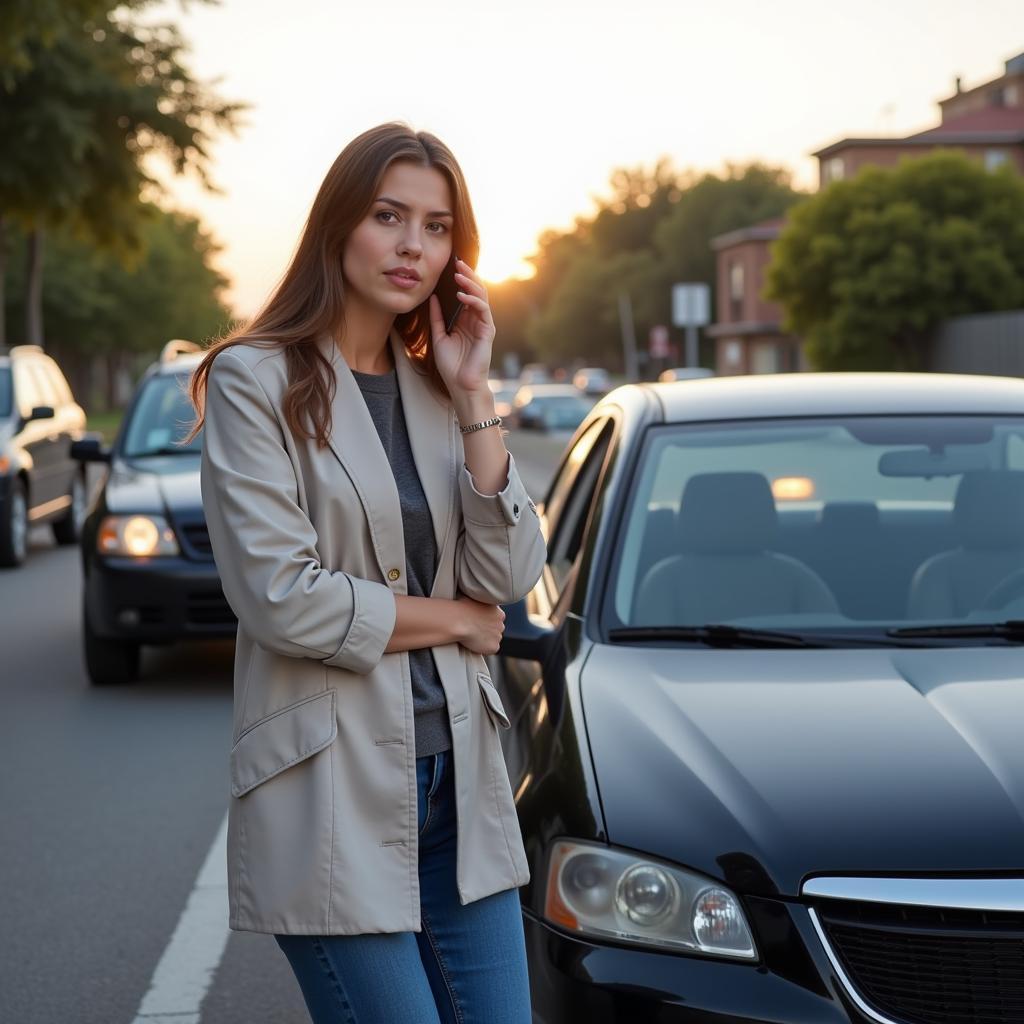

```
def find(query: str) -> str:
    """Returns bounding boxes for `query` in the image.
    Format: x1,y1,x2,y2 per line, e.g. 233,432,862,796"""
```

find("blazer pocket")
230,689,337,798
477,672,511,730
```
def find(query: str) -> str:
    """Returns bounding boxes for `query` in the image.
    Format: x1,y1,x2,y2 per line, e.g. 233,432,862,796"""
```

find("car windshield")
607,415,1024,638
121,373,201,457
0,367,11,418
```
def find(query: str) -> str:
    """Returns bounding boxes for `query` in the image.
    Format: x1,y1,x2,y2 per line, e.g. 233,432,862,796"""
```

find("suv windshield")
121,373,202,457
606,415,1024,639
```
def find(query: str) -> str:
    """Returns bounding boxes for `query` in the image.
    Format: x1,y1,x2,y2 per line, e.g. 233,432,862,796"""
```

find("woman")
185,122,546,1023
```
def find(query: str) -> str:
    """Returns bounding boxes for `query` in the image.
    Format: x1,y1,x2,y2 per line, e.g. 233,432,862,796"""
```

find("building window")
985,149,1009,171
825,156,845,183
728,262,744,322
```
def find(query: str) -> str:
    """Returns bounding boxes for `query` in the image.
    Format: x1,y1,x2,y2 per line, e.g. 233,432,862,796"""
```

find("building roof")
710,216,788,251
908,106,1024,141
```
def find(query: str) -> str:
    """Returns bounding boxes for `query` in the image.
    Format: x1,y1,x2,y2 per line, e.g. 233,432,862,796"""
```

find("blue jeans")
274,749,532,1023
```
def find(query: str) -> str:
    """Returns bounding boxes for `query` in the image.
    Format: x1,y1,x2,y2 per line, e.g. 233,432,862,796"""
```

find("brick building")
709,51,1024,375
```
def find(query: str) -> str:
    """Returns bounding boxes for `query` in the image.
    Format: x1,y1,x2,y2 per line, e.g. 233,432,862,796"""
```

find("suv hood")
581,645,1024,897
106,457,203,516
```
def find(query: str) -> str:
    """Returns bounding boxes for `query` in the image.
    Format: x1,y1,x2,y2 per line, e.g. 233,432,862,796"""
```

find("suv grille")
186,590,235,626
814,899,1024,1024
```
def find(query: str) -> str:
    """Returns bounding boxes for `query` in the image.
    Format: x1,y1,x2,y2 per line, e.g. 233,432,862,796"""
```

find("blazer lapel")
320,335,405,587
316,329,455,592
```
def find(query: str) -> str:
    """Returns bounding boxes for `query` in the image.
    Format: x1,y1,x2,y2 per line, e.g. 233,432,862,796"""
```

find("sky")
152,0,1024,318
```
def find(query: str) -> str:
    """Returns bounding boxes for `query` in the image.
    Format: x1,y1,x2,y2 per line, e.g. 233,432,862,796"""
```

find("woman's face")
342,161,455,318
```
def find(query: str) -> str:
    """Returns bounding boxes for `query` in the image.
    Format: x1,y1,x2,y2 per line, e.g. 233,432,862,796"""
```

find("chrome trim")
802,875,1024,911
806,907,903,1024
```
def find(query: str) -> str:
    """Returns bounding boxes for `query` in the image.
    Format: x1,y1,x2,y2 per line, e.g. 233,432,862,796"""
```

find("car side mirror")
498,597,557,663
71,436,112,463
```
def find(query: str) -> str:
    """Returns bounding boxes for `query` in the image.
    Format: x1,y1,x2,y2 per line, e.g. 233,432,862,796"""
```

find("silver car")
496,370,1024,1023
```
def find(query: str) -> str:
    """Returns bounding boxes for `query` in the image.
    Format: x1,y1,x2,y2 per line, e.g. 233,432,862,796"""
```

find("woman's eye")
427,222,448,234
376,210,398,223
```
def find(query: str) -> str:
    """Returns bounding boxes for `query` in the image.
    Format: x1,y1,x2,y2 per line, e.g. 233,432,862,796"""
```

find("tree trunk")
0,214,6,349
25,226,45,348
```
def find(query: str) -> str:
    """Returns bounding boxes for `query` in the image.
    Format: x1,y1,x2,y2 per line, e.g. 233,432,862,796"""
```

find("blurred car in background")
572,366,611,395
512,384,593,432
72,339,235,685
487,377,519,419
493,370,1024,1022
0,344,88,567
519,362,552,385
658,366,715,382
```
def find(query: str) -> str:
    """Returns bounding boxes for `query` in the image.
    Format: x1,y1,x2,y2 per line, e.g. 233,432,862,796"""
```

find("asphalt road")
0,429,569,1024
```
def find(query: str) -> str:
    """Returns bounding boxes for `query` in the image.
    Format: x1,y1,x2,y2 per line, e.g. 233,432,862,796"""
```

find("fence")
927,310,1024,377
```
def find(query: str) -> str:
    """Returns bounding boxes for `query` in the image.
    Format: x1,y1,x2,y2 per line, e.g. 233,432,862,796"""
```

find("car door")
37,356,84,499
12,358,61,511
497,416,617,733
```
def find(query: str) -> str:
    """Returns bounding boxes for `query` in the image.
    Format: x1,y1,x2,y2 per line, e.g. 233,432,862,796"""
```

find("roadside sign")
672,283,710,327
649,324,669,358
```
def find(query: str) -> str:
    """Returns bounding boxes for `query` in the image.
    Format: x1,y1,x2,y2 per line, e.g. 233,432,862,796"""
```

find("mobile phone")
434,253,464,334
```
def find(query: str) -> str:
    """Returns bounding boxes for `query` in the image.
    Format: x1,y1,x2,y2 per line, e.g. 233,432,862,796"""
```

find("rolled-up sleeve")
200,350,396,674
455,449,546,605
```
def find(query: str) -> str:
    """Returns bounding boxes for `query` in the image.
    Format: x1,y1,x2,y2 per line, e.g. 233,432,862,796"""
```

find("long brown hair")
183,122,480,447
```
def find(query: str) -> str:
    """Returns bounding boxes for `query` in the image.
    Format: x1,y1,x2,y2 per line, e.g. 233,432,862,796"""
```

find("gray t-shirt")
351,366,452,756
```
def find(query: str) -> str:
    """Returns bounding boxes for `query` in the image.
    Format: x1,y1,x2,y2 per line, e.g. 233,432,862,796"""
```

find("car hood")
105,456,203,516
581,645,1024,898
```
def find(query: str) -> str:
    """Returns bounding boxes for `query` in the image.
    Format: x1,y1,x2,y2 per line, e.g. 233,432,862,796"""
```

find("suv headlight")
98,514,180,557
543,839,757,959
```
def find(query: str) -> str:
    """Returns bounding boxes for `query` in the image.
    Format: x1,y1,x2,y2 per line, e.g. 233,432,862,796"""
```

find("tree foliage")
514,162,801,370
5,203,232,354
765,150,1024,370
0,2,245,251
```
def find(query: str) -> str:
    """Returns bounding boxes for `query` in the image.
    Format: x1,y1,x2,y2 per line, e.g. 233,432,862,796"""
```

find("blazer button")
387,568,401,581
513,503,520,517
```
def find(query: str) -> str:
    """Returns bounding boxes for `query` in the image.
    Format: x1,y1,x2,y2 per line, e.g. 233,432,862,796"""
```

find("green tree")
765,150,1024,370
5,203,233,408
518,161,800,371
0,0,244,346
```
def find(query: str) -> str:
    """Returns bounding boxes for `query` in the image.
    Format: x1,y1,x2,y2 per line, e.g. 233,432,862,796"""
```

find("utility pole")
618,292,638,382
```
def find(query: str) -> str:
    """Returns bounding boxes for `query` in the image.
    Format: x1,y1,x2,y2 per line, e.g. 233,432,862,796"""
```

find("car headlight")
98,514,180,557
543,839,757,959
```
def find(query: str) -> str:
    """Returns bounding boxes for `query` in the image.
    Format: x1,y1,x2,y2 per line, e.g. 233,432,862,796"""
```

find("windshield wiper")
608,624,823,648
887,620,1024,642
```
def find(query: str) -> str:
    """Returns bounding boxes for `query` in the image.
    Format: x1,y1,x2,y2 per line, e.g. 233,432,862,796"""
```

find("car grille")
813,898,1024,1024
178,521,214,560
186,591,235,626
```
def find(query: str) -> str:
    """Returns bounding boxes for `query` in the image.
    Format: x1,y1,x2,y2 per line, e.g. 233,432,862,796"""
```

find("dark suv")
0,345,88,567
72,340,236,685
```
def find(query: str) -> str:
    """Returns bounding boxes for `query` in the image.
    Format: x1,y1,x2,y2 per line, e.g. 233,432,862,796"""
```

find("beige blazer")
199,327,546,935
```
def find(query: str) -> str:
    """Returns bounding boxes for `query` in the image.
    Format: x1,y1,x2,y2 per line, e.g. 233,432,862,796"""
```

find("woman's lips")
384,272,420,290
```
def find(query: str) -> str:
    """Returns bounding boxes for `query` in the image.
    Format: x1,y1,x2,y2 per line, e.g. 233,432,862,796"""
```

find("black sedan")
494,370,1024,1024
72,342,235,685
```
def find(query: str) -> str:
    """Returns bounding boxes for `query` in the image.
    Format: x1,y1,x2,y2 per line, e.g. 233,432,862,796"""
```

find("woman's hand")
429,259,495,404
453,594,506,655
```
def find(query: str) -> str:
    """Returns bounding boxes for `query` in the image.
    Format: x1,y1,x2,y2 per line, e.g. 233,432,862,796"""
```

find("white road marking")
132,810,230,1024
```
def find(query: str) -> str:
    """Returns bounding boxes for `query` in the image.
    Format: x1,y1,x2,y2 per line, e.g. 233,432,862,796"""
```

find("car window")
547,420,614,594
607,415,1024,634
543,418,606,528
121,373,202,456
12,361,41,419
0,368,11,418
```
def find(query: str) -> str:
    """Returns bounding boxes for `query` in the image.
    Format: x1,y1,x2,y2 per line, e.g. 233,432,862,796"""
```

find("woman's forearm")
384,595,464,653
